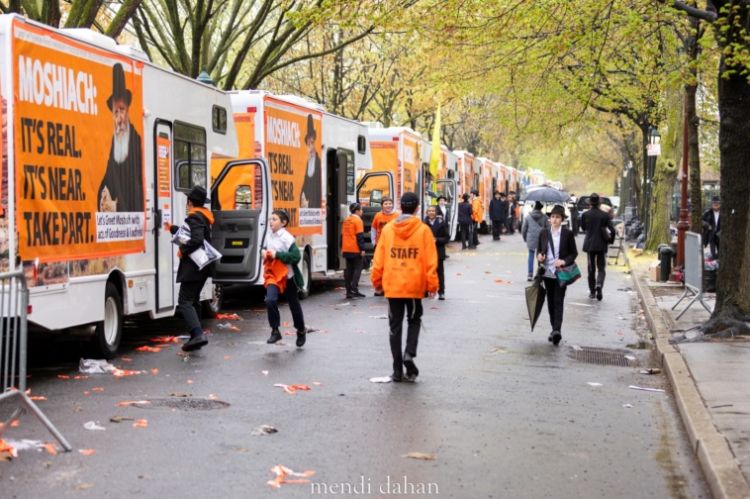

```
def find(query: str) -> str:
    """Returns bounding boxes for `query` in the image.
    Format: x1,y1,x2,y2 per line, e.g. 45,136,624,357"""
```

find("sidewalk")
628,252,750,499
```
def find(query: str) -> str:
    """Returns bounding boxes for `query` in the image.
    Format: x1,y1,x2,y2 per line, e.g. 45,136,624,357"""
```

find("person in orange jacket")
371,192,438,382
370,197,399,295
471,190,483,246
342,202,366,299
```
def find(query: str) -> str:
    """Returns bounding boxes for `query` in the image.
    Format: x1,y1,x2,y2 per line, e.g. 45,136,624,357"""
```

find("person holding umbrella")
537,205,578,346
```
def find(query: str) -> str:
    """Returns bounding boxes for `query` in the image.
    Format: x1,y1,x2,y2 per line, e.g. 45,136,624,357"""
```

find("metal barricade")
0,270,71,451
672,231,713,320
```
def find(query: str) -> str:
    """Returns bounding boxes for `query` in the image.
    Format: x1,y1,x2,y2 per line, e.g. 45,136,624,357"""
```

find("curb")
628,254,750,499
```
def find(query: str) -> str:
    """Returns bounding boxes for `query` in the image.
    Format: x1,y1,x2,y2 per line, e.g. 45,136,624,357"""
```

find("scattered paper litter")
132,419,148,429
83,421,106,431
369,376,392,383
109,416,134,423
216,322,241,331
215,313,241,320
628,385,665,393
79,449,96,456
622,404,633,408
587,382,603,387
267,464,315,488
3,439,56,456
404,452,436,461
368,315,388,319
251,425,278,436
261,370,269,376
116,400,150,407
488,347,507,354
624,354,636,361
79,358,116,374
273,384,311,395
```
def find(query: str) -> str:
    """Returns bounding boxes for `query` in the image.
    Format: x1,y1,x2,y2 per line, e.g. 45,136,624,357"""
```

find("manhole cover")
568,347,637,367
133,398,230,411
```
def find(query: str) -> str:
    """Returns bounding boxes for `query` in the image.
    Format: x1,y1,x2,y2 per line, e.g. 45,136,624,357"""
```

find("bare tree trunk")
645,158,677,251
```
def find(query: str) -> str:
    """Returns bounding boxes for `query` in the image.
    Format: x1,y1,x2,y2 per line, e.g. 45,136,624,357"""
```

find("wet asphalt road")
0,232,709,498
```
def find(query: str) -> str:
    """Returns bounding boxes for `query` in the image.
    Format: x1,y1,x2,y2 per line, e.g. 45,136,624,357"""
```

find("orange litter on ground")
151,368,159,375
267,464,316,488
91,387,105,392
150,336,180,344
43,443,57,455
0,439,16,460
112,369,142,378
273,384,311,395
116,400,150,407
215,313,241,320
79,449,96,456
10,419,20,428
135,345,162,353
132,419,148,429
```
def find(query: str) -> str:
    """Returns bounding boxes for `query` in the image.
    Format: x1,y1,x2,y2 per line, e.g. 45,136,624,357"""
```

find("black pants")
460,223,473,248
587,251,606,292
437,258,445,294
344,255,363,294
506,217,515,234
387,298,423,374
491,219,503,240
543,277,567,333
177,280,207,337
472,222,480,245
265,279,305,331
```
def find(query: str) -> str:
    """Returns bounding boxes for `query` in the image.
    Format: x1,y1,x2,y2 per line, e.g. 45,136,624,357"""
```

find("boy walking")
371,192,438,382
342,202,366,298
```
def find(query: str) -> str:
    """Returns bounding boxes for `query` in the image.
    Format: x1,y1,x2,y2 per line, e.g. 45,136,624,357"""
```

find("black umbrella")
525,274,546,331
523,187,570,203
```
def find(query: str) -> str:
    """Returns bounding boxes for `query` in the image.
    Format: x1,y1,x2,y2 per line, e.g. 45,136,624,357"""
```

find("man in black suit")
581,193,616,301
424,205,448,299
701,196,720,259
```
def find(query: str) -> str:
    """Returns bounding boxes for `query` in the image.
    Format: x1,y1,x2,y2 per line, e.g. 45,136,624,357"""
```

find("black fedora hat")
107,63,132,111
187,185,209,206
305,114,316,141
549,204,567,219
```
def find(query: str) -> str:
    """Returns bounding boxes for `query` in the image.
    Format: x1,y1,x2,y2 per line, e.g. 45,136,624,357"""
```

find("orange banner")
402,135,419,195
13,21,145,262
157,134,170,198
264,98,322,236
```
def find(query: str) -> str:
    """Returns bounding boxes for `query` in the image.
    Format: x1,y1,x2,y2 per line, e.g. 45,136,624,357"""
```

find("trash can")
658,245,673,282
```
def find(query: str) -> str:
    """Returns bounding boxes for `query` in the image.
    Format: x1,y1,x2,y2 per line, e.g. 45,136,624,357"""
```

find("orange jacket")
371,215,439,298
471,197,483,222
263,255,289,293
371,210,398,244
342,214,364,254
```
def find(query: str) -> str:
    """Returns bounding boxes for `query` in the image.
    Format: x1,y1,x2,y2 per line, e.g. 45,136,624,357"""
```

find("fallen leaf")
75,483,94,490
216,313,241,320
186,379,194,385
79,449,96,456
150,336,180,344
273,384,311,394
132,419,148,429
43,443,57,455
0,439,16,460
150,368,159,375
91,387,105,392
494,278,512,285
112,369,142,377
224,355,232,360
10,419,20,428
404,452,436,461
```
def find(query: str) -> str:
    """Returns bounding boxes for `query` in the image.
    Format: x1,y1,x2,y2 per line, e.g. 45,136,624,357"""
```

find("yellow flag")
429,103,441,180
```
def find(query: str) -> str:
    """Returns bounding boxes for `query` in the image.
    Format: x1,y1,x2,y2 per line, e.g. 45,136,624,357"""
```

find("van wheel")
92,282,123,359
298,251,312,299
201,284,223,318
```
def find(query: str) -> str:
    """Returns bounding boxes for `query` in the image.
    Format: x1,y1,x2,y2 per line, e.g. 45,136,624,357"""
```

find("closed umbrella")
525,274,546,331
523,187,570,204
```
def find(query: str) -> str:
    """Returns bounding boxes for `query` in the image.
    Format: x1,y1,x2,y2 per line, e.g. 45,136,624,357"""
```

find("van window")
212,105,227,134
174,122,207,191
342,149,355,195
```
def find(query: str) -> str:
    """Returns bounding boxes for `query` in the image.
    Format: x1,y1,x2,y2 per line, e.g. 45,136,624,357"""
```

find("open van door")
356,171,394,256
437,178,458,240
210,159,270,284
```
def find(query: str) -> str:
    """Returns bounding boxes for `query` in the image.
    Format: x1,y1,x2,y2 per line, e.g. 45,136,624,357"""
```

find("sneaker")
403,352,419,378
551,330,562,346
266,328,282,344
596,286,603,301
527,274,533,282
588,292,596,299
345,293,356,299
353,291,366,298
404,373,418,383
295,328,307,347
548,332,554,343
374,291,384,297
182,334,208,352
438,293,445,300
391,372,404,383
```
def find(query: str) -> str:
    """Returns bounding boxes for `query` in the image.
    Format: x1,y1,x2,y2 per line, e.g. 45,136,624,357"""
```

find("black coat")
581,207,615,252
458,201,473,225
424,216,449,260
701,209,720,245
173,210,214,283
537,227,578,267
489,198,507,221
97,126,144,212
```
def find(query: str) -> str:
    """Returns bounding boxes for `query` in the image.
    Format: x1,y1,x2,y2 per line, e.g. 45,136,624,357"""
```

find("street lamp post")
644,127,661,238
676,97,690,270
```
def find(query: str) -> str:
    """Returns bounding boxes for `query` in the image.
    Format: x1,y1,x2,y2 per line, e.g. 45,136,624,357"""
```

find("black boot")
296,328,307,347
182,327,208,352
266,328,282,344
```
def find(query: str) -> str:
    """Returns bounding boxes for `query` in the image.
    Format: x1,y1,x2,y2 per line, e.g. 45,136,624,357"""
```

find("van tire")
92,282,123,359
298,250,312,299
